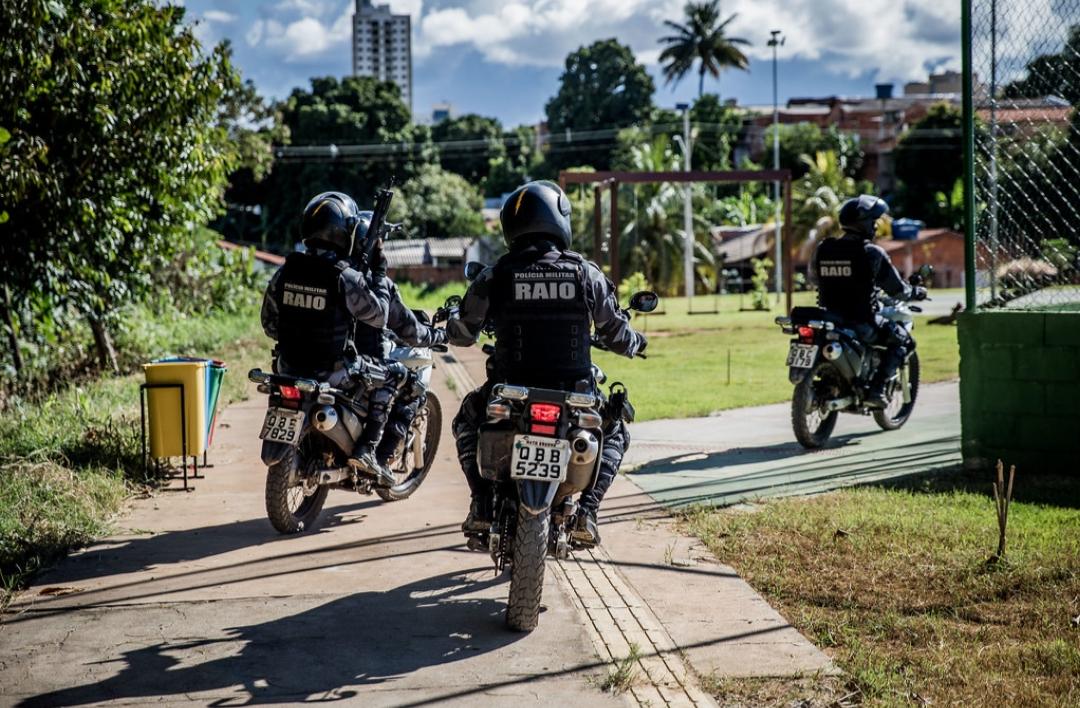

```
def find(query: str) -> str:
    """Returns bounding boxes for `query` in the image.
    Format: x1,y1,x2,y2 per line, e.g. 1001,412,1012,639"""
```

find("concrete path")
1,347,836,707
624,382,961,508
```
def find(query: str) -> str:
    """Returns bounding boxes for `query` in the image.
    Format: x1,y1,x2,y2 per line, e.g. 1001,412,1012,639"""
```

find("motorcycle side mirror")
464,261,485,282
628,291,660,313
918,264,934,279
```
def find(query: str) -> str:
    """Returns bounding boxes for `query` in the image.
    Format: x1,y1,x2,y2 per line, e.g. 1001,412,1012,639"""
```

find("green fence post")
962,0,977,313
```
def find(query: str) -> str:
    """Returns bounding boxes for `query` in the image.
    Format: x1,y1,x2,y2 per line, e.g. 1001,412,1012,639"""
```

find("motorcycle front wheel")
265,434,329,534
505,505,550,632
792,362,840,449
874,351,920,431
376,392,443,502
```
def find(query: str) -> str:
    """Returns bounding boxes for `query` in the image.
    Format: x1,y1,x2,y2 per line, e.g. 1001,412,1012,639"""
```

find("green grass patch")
0,301,271,603
594,313,959,421
683,474,1080,706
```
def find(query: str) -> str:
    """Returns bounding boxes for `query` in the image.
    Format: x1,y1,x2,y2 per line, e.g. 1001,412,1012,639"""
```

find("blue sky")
182,0,966,127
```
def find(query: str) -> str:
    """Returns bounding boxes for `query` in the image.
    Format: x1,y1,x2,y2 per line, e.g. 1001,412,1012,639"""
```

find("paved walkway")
0,347,833,707
624,382,961,508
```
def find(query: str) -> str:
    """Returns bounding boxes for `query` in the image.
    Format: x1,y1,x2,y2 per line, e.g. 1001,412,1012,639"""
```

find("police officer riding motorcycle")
445,181,648,548
260,191,405,489
812,195,928,409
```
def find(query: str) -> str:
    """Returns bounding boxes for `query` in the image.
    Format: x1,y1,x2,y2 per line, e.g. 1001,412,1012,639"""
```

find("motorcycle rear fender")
788,366,809,384
517,479,559,517
261,440,293,466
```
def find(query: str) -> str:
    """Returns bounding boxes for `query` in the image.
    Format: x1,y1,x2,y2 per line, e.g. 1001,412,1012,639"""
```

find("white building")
352,0,412,110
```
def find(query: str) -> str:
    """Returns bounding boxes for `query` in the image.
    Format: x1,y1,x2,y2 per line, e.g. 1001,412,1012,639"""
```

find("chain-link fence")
969,0,1080,311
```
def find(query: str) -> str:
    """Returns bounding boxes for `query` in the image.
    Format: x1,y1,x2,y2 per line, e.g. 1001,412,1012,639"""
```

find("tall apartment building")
352,0,412,110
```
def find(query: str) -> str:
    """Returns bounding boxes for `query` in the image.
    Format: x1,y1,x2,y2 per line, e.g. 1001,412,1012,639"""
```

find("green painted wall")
958,311,1080,470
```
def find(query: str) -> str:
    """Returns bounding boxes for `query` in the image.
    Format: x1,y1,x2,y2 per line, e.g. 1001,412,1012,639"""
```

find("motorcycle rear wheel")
376,392,443,502
792,362,840,449
505,505,550,632
874,352,920,431
265,435,329,534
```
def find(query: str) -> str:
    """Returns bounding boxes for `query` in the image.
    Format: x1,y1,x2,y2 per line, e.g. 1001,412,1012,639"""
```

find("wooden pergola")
558,170,795,312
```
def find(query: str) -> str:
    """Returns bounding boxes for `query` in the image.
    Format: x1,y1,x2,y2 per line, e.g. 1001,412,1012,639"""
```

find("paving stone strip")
555,548,718,708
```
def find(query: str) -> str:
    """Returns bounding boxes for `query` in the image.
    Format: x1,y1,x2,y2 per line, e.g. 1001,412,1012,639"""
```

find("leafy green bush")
750,257,774,310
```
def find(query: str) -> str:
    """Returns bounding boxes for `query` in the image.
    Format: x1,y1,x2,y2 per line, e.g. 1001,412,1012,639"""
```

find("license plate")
510,435,570,482
786,343,819,368
259,408,305,445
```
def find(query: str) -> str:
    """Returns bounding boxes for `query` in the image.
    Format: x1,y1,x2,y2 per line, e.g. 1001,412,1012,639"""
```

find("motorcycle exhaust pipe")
569,429,599,465
825,396,854,412
316,467,350,485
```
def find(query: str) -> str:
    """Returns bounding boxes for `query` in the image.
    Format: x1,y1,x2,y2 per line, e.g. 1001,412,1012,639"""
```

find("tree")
431,113,504,187
893,103,964,222
396,165,485,240
258,76,424,247
764,123,864,179
658,1,750,98
690,93,743,169
0,0,238,372
1004,25,1080,104
545,39,655,170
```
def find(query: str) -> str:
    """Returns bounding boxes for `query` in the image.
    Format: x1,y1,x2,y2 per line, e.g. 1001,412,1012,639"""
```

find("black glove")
370,239,387,279
911,286,928,301
636,335,648,357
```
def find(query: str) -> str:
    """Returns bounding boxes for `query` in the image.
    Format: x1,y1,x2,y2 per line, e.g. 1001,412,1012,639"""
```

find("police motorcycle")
439,263,658,631
775,265,933,449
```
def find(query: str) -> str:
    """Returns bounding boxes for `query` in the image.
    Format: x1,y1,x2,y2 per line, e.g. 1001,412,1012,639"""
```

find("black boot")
348,445,395,488
462,495,493,533
571,508,601,547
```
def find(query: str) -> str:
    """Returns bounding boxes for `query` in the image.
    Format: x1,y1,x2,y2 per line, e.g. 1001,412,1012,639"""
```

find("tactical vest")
274,252,352,374
814,236,875,323
491,246,592,384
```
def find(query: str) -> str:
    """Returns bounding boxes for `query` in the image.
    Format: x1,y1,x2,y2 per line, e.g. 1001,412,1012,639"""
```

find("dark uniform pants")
350,357,408,452
452,379,629,513
853,316,913,386
376,382,424,465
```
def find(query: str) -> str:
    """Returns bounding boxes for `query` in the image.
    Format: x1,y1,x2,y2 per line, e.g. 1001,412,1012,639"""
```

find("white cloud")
203,9,237,24
255,0,353,63
406,0,968,84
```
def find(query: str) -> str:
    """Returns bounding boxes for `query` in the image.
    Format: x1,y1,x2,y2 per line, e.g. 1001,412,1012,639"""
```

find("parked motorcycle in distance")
775,265,933,449
249,319,446,533
444,266,658,632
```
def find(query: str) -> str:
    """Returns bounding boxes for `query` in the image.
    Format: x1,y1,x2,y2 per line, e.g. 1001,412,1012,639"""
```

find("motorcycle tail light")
278,385,302,400
529,403,561,423
797,326,815,342
530,423,557,436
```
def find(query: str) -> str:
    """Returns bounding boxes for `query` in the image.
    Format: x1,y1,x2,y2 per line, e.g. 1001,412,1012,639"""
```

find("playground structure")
558,169,795,313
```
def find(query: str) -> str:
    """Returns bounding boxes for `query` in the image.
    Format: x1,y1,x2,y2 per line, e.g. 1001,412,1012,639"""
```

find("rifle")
357,178,395,265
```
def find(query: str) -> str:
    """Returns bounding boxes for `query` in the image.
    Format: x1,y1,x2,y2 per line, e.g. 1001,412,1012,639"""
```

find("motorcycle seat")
789,307,846,326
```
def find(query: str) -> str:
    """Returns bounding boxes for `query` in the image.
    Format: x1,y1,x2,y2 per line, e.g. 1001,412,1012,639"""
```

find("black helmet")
500,181,572,250
838,194,889,239
300,191,362,255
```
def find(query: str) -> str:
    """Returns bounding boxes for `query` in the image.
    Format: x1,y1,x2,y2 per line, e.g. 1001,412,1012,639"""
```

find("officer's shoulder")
865,242,889,258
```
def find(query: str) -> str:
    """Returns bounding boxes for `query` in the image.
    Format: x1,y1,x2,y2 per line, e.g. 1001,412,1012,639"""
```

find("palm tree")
658,1,751,98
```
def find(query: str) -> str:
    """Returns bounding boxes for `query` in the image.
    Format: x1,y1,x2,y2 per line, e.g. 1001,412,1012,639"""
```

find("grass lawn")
593,294,960,421
0,304,272,603
683,472,1080,706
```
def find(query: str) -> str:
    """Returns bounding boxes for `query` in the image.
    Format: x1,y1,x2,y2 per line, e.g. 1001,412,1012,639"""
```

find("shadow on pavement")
19,569,519,707
37,501,383,586
629,434,961,508
628,433,875,476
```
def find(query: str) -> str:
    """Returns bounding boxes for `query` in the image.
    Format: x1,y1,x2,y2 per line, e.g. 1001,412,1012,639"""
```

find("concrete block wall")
958,311,1080,470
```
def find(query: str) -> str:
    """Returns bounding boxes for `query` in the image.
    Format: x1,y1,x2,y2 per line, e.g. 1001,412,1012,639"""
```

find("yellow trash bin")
144,360,207,458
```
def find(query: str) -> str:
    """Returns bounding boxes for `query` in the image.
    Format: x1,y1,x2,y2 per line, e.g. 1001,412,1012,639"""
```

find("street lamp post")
677,102,693,301
768,30,785,304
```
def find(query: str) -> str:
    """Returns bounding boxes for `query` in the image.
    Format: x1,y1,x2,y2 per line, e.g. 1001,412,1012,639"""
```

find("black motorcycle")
775,265,932,448
249,323,446,533
442,274,657,632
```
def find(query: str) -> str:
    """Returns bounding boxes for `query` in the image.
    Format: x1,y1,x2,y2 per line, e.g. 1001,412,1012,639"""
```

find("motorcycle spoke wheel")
792,363,839,449
376,392,442,502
